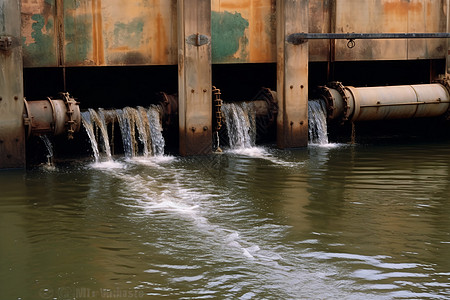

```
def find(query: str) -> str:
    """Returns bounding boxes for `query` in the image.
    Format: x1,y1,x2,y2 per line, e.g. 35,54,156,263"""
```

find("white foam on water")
308,143,346,149
90,160,127,170
127,155,176,168
226,146,303,167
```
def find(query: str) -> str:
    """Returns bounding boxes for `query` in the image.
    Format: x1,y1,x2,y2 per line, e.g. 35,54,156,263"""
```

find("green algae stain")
22,14,58,67
64,13,92,65
112,19,144,50
211,11,249,63
64,0,81,11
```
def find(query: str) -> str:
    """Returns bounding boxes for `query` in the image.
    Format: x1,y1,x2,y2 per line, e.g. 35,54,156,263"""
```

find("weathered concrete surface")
277,0,309,148
0,0,26,168
178,0,212,155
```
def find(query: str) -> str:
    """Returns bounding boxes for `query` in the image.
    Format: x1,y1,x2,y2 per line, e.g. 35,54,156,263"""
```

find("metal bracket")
0,36,13,51
286,34,307,45
186,33,210,47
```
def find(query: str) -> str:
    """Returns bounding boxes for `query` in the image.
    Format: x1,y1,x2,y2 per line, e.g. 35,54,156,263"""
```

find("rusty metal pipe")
319,82,450,122
239,100,271,116
23,94,81,139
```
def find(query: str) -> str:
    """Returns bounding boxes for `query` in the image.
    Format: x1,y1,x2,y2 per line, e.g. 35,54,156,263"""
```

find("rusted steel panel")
63,0,96,65
334,0,447,61
407,0,447,59
335,0,407,61
19,0,449,67
210,0,333,63
101,0,177,65
211,0,276,63
309,0,331,62
21,0,59,67
64,0,177,66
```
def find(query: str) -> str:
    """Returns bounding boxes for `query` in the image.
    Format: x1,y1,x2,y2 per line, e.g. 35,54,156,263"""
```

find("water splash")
308,99,329,145
39,135,54,166
222,102,256,149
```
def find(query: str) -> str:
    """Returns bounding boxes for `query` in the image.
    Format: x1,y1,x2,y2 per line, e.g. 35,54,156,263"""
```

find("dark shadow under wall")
22,59,449,165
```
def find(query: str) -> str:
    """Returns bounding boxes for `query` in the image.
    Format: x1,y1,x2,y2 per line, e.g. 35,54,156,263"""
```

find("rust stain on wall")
153,13,168,64
20,0,448,66
383,1,423,17
92,0,105,65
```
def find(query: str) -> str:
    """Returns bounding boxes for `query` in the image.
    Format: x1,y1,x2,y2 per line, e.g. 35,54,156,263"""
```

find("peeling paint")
22,14,57,66
211,11,249,63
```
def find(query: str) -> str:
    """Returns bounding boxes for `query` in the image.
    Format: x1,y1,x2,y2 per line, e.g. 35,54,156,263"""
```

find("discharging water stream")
1,103,450,299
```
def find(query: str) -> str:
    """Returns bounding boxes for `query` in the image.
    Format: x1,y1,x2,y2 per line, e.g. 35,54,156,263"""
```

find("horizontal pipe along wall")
320,83,450,122
0,0,26,168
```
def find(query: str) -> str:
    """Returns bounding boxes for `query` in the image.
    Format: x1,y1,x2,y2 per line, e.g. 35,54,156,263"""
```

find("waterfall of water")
222,102,256,149
81,105,166,160
137,106,152,156
39,135,54,166
308,99,329,145
89,108,112,159
147,105,165,155
81,111,101,161
116,108,136,157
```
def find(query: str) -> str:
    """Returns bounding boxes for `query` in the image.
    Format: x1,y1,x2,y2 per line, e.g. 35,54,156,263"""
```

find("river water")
1,141,450,299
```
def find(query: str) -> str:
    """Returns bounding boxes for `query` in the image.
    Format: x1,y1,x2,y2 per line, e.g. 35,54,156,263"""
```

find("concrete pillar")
177,0,212,155
276,0,309,148
0,0,26,168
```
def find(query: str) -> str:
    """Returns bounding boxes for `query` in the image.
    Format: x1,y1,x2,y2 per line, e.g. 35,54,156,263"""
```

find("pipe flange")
328,81,350,124
251,87,278,126
316,85,336,119
434,77,450,121
158,92,178,128
59,92,79,139
23,98,32,139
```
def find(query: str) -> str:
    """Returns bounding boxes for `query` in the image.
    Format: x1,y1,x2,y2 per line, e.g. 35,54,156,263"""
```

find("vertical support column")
276,0,309,148
0,0,26,168
177,0,212,156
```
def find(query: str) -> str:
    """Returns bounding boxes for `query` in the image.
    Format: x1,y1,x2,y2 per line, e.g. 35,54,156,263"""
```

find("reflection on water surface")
1,143,450,299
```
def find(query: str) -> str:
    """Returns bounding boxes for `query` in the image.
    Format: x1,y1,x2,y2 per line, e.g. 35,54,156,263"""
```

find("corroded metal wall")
21,0,58,67
334,0,447,61
20,0,448,67
211,0,276,63
21,0,178,67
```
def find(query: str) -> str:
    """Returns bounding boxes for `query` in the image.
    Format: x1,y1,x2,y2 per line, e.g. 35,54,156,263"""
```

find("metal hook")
347,39,356,49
